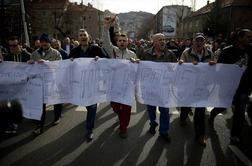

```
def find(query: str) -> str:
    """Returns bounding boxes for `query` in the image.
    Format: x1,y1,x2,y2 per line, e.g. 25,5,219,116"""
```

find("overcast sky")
70,0,215,14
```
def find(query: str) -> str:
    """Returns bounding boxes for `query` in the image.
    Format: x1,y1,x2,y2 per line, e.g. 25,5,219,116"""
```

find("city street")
1,103,251,166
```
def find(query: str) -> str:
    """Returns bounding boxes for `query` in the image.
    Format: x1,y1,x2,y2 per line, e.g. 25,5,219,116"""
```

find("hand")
94,56,99,61
130,58,139,63
37,59,46,64
178,60,183,65
27,59,35,64
192,61,198,65
208,60,216,65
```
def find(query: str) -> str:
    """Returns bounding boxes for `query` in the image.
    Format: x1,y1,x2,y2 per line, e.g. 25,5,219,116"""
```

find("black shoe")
159,133,171,142
86,133,94,142
119,131,128,139
149,126,156,135
53,119,61,126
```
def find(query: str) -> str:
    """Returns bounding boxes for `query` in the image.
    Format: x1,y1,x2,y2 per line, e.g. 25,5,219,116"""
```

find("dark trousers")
180,107,206,138
111,102,131,132
85,104,97,134
37,104,62,127
231,94,249,138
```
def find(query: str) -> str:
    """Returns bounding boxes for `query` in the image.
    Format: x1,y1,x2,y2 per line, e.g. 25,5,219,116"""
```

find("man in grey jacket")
30,33,62,135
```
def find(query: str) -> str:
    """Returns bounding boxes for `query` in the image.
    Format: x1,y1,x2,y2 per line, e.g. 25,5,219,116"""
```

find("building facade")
178,0,252,38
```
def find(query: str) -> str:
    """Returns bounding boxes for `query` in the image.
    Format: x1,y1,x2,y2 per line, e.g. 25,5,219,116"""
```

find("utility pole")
20,0,30,46
0,0,5,45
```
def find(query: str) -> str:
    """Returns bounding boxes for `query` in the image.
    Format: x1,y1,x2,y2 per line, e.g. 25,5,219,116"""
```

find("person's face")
51,42,60,50
239,31,252,47
117,36,128,49
34,40,41,49
65,37,70,45
8,40,20,54
40,40,50,50
153,36,166,51
78,31,89,46
193,37,205,51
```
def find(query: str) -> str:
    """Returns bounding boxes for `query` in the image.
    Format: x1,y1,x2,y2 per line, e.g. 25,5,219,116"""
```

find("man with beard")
69,29,108,141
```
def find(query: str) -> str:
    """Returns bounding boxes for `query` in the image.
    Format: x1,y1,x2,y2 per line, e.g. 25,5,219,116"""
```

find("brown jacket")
180,47,213,63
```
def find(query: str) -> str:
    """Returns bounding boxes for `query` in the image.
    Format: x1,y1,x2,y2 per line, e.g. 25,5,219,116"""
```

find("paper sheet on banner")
136,62,244,108
71,58,137,106
38,58,137,106
0,62,43,120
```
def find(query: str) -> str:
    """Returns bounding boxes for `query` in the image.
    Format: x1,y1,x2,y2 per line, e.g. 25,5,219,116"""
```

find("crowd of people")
0,16,252,148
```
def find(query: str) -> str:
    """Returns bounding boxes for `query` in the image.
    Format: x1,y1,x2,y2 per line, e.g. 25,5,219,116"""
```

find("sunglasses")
9,44,18,47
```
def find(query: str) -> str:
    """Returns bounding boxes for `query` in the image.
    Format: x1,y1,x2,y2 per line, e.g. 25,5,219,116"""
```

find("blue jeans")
147,105,170,134
86,104,97,134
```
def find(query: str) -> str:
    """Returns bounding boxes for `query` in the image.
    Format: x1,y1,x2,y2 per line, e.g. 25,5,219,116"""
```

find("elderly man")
141,33,177,142
69,29,108,141
30,33,62,135
179,32,215,147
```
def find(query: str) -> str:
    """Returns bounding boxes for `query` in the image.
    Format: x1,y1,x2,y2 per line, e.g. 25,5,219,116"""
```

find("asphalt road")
0,103,251,166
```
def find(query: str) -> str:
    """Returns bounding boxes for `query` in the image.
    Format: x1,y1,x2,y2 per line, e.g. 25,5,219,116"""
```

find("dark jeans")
180,107,206,138
85,104,97,134
147,105,170,135
37,103,62,127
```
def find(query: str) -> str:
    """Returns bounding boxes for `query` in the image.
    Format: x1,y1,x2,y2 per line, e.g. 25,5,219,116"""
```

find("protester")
179,32,215,147
140,33,177,142
29,33,62,135
69,29,108,141
102,16,137,139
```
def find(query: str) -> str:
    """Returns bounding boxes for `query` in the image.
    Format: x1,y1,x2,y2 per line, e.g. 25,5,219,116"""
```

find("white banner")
0,62,43,120
0,60,245,120
136,62,244,108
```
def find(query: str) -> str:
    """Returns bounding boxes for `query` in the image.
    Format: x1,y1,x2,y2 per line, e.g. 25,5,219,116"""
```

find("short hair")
237,29,251,38
79,29,88,34
119,33,127,38
152,33,165,42
8,36,19,43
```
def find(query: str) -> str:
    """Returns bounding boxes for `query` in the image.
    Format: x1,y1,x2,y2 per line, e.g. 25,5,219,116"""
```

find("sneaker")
149,126,156,135
86,133,94,142
159,133,171,142
32,126,43,135
196,136,207,147
119,131,128,139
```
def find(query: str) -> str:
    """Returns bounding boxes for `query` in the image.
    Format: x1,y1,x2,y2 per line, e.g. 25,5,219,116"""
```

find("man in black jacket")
209,29,252,144
69,29,108,141
4,36,30,62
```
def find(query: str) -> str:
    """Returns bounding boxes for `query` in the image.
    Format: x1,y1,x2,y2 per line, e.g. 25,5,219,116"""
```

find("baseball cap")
194,32,205,39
